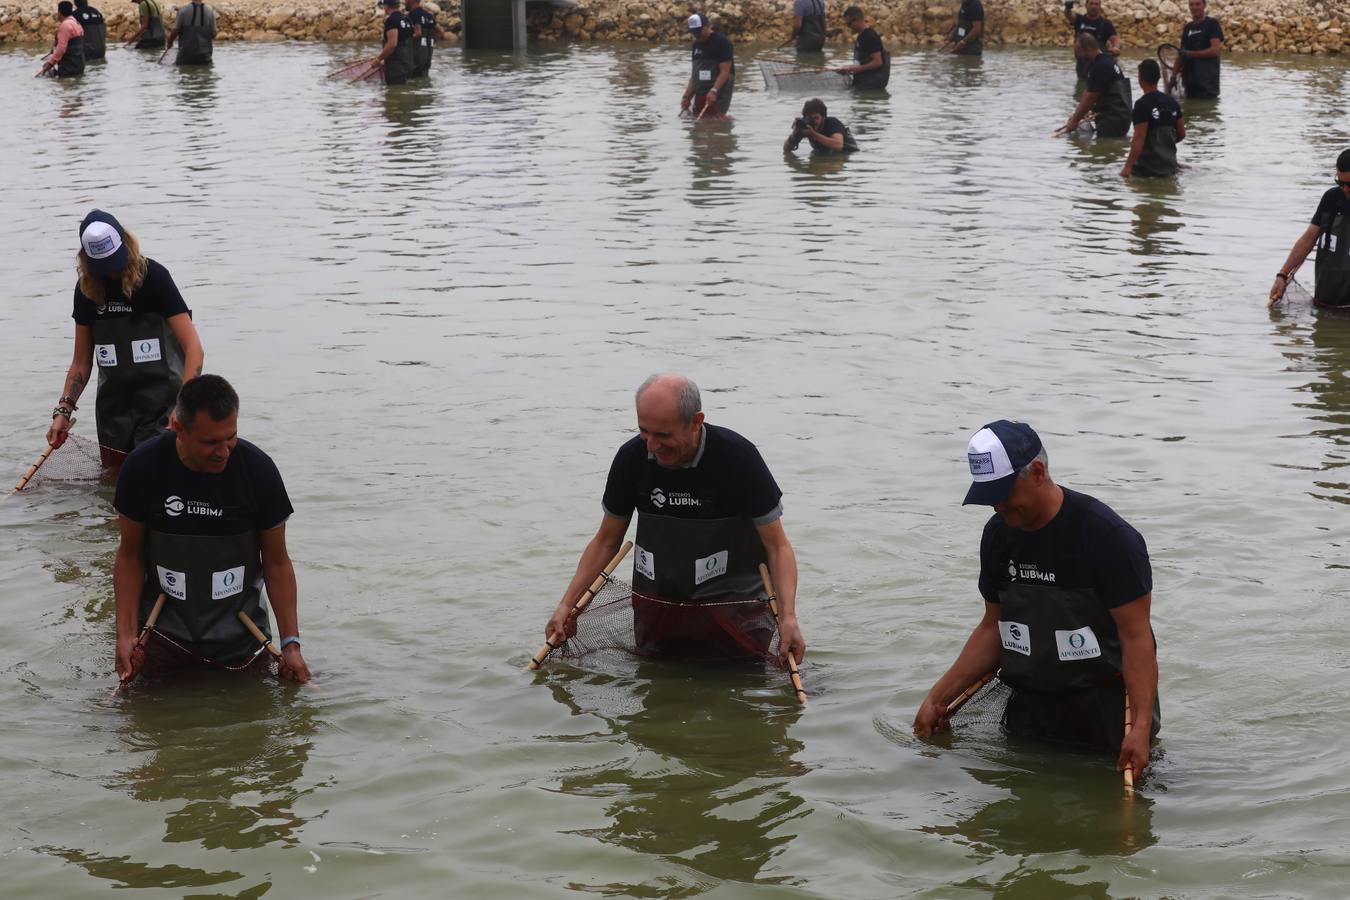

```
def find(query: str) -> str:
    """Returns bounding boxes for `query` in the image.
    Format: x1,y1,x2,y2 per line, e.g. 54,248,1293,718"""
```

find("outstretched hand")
1267,276,1288,307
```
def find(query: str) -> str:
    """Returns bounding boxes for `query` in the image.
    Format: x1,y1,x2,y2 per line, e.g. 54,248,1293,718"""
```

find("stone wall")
1,0,1344,53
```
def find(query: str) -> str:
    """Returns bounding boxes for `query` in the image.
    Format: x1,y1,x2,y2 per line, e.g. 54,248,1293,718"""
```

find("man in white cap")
681,12,735,118
913,420,1159,781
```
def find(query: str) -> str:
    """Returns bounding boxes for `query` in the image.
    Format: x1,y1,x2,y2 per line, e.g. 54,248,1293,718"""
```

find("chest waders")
384,18,415,85
1182,36,1219,98
137,0,165,48
691,52,734,114
81,12,106,58
630,472,774,658
1315,211,1350,308
412,15,434,76
143,467,270,666
851,42,890,90
995,505,1160,751
1093,74,1132,138
1136,120,1178,176
177,4,212,64
954,17,981,55
88,308,185,453
56,31,85,77
797,0,825,53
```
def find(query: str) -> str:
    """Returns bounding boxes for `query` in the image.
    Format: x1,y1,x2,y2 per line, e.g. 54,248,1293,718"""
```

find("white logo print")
156,565,187,601
999,620,1031,656
212,566,246,600
1007,561,1017,580
694,550,729,585
635,544,656,580
650,488,666,509
165,495,185,516
94,344,118,367
1151,107,1161,120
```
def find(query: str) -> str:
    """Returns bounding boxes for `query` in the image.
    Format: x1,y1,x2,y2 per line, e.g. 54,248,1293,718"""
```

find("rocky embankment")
1,0,1344,53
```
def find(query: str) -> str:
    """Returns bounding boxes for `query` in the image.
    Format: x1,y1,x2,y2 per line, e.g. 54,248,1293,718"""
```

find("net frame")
10,433,122,494
1157,44,1183,100
756,55,851,92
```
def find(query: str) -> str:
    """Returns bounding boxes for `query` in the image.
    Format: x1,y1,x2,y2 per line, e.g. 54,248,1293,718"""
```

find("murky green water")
2,39,1349,898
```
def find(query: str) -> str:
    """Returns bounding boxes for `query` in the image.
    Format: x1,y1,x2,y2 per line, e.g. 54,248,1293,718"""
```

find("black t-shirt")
602,423,782,524
1132,89,1182,127
1072,13,1115,43
1180,16,1222,52
1310,187,1350,228
959,0,984,23
1084,52,1126,94
72,258,189,326
115,432,293,535
384,10,413,43
978,488,1151,608
76,6,103,24
693,31,734,67
408,6,436,35
807,117,859,153
854,26,883,63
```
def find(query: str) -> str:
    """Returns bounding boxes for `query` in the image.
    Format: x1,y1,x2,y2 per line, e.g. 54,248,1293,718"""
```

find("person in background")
837,6,889,90
406,0,445,78
942,0,983,54
1178,0,1222,98
73,0,105,60
1064,0,1118,80
125,0,165,49
165,0,217,65
39,1,85,78
786,0,826,53
1057,33,1131,138
373,0,415,86
682,12,735,117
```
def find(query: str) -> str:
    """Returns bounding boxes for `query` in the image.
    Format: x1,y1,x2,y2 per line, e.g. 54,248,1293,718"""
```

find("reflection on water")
1277,304,1350,508
544,658,807,896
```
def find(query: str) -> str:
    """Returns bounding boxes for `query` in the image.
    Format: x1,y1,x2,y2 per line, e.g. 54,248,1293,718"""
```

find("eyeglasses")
1336,179,1350,190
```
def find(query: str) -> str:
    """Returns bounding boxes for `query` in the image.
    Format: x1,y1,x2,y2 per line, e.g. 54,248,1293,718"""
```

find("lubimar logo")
165,495,224,518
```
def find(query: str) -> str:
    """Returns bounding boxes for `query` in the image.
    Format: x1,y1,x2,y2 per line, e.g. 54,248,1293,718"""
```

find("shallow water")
2,39,1349,898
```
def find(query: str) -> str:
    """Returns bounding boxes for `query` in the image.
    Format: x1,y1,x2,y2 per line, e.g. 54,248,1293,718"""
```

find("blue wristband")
279,636,302,650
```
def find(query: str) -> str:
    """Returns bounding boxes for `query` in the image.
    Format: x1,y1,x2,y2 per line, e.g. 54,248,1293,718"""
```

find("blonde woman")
48,210,203,465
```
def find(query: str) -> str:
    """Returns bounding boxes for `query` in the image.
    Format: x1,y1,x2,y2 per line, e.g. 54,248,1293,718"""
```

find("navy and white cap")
687,11,709,30
962,420,1043,506
79,209,129,276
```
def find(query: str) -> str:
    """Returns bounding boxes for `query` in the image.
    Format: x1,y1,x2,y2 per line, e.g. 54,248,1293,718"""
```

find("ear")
168,411,185,434
691,411,706,430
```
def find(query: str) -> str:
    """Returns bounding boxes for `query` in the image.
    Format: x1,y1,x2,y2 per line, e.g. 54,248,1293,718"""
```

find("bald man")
545,375,804,666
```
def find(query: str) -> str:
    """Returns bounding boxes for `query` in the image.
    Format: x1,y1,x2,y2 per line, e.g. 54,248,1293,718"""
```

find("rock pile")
1,0,1342,54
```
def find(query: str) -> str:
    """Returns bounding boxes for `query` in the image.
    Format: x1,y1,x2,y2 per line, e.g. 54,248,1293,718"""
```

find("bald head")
635,374,705,468
1076,32,1100,52
636,374,702,424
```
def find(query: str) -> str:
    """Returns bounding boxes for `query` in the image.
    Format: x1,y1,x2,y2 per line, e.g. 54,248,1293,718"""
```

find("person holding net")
1268,149,1350,309
544,374,804,666
784,97,859,154
113,375,311,685
786,0,826,53
1064,0,1118,81
941,0,983,55
913,421,1159,781
681,12,735,118
837,7,889,90
47,210,204,468
1056,33,1131,138
1121,59,1185,179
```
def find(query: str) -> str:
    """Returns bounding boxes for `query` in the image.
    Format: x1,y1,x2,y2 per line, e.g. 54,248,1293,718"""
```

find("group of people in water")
37,0,217,76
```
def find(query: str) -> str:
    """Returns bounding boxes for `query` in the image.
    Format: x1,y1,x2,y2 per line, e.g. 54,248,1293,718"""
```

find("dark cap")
79,209,129,277
962,420,1043,506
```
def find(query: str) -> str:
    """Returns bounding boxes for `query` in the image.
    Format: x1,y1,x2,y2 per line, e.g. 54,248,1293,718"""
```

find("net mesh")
549,574,784,670
12,434,123,493
756,57,851,92
947,674,1013,739
1286,276,1313,304
1158,45,1182,100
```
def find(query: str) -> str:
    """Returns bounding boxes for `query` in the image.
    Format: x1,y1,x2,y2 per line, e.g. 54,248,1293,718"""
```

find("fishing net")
549,573,784,671
946,673,1014,739
11,434,124,493
756,56,850,92
1285,276,1313,304
1157,44,1183,100
328,59,383,83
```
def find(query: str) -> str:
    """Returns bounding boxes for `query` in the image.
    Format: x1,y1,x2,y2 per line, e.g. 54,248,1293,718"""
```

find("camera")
794,116,809,131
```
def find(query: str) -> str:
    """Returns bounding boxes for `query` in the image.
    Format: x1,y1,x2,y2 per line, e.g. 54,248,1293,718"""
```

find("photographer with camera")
1064,0,1119,80
784,98,859,154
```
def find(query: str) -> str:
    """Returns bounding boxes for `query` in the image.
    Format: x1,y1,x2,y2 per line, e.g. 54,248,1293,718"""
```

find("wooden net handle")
758,563,806,706
114,593,167,693
525,540,633,671
1123,691,1135,793
238,611,283,658
946,669,997,717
